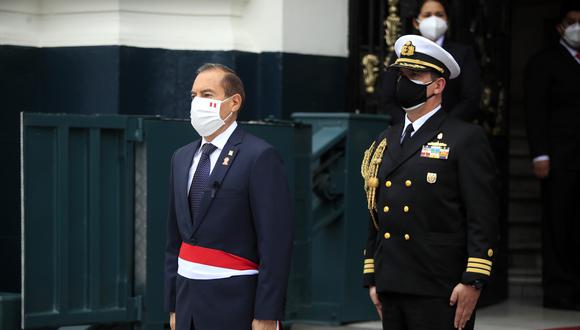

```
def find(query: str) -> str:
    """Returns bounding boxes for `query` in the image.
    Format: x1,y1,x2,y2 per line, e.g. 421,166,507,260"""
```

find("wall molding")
0,0,348,57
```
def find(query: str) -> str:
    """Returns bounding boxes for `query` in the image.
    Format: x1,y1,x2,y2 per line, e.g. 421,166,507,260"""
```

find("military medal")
222,157,230,166
420,141,450,159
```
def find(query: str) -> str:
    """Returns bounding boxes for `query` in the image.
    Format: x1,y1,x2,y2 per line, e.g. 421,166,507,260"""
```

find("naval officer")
361,35,499,330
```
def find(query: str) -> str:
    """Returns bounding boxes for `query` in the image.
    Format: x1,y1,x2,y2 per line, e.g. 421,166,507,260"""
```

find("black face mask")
396,75,437,111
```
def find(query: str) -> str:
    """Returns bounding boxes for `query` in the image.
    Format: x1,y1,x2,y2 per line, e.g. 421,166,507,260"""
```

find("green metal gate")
22,114,142,328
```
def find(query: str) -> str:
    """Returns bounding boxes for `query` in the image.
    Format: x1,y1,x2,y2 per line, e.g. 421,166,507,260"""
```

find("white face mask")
418,16,448,41
563,22,580,49
190,96,234,137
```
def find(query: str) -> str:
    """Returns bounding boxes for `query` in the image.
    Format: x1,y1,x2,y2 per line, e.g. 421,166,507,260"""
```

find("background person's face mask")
190,96,233,137
563,22,580,49
418,16,448,41
396,75,436,111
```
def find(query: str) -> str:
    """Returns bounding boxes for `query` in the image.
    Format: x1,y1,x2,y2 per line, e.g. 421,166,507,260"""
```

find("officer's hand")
252,319,277,330
369,286,383,320
449,283,480,330
169,312,175,330
533,159,550,178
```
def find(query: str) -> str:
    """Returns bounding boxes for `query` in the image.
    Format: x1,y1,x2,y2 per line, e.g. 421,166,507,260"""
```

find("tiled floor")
292,298,580,330
58,297,580,330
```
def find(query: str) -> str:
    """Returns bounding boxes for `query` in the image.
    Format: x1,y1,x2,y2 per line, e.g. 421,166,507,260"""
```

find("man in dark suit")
164,63,293,330
524,0,580,310
377,0,482,124
361,35,499,330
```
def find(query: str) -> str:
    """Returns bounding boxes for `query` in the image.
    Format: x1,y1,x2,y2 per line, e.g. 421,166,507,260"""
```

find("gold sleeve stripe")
466,267,491,276
364,264,375,269
468,257,492,266
467,262,492,271
364,259,375,264
363,269,375,274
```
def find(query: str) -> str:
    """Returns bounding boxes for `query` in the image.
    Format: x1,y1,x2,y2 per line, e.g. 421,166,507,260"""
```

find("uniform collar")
403,104,442,136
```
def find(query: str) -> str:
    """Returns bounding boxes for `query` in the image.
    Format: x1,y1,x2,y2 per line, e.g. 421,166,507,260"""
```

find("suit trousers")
378,292,475,330
175,274,257,330
542,169,580,301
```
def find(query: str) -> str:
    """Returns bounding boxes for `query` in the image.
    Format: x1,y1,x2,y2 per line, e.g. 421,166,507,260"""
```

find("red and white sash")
177,243,259,280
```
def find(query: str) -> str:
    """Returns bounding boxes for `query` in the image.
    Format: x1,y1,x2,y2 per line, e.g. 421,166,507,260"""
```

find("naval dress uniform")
361,35,499,330
165,122,293,330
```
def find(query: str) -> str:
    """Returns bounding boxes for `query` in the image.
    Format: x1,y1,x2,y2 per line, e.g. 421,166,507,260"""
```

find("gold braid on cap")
361,138,387,230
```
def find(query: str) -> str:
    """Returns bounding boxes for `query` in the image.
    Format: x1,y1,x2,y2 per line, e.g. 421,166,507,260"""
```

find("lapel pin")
222,157,230,166
437,132,443,140
228,150,234,156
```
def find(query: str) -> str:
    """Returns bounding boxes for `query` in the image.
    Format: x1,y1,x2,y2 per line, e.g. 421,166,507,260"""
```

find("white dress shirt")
187,121,238,194
401,104,442,141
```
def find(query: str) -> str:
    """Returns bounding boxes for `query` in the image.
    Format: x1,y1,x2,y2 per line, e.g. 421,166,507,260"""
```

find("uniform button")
385,180,392,188
404,234,410,241
384,232,391,239
405,180,412,187
383,206,390,213
403,206,410,213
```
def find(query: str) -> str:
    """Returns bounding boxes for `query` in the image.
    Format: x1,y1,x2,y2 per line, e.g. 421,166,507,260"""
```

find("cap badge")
401,41,416,56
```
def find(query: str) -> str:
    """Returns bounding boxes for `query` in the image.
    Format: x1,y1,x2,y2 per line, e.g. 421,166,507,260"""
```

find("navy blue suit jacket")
164,125,293,321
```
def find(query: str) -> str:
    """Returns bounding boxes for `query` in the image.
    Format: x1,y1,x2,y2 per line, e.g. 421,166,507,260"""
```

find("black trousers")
378,292,475,330
542,169,580,302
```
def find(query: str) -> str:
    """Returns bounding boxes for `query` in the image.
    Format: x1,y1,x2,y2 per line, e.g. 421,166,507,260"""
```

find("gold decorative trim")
362,54,380,94
394,58,444,74
363,269,375,274
466,267,491,276
468,257,492,266
467,262,492,271
364,259,375,264
384,0,401,67
361,138,388,230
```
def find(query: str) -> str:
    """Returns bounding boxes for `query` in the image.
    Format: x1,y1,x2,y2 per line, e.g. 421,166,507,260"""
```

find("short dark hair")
415,0,451,19
559,0,580,21
196,63,246,108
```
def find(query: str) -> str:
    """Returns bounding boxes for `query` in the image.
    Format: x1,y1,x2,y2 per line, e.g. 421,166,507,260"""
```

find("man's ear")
556,23,564,35
231,94,242,113
433,78,446,95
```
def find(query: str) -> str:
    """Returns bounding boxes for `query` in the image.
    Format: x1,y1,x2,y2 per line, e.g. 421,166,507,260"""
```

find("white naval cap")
389,34,461,79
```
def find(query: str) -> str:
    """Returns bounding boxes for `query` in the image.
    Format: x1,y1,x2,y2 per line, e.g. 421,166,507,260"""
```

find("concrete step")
509,215,541,225
508,225,541,246
508,199,542,220
508,245,542,270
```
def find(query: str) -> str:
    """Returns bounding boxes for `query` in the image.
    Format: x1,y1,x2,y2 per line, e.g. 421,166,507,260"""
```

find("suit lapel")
384,110,447,178
191,126,244,236
175,140,201,237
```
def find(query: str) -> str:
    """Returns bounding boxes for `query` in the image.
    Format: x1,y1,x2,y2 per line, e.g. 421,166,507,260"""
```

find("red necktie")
576,52,580,60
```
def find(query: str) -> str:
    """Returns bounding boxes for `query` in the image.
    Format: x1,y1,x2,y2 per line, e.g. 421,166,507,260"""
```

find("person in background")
523,0,580,311
377,0,482,124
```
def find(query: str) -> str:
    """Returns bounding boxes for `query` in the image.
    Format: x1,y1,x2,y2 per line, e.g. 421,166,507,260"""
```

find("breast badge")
426,172,437,184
